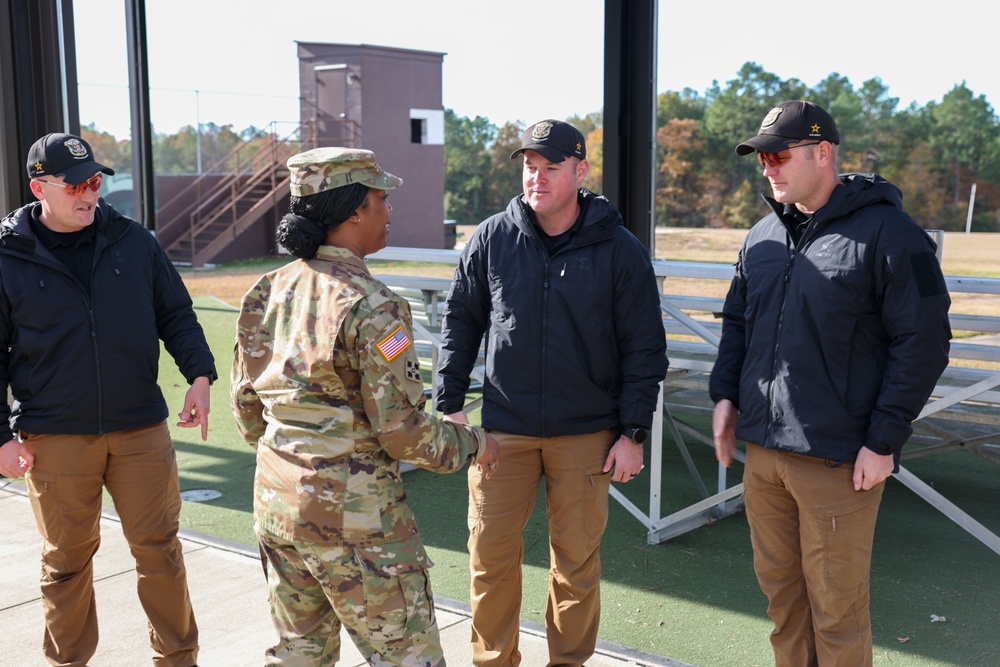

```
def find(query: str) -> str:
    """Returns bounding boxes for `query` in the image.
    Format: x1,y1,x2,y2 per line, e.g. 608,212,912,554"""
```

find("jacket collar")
1,199,130,256
762,172,904,225
511,188,622,247
313,244,370,272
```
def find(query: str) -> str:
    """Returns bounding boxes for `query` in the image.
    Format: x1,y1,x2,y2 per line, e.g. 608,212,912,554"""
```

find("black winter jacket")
436,190,667,437
0,200,217,442
709,174,951,465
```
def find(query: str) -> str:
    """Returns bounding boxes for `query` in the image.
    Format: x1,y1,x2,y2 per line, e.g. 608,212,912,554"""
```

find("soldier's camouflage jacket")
231,245,485,563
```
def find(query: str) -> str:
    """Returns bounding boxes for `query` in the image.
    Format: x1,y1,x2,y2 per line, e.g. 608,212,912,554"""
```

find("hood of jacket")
507,188,623,248
763,172,904,229
1,199,131,258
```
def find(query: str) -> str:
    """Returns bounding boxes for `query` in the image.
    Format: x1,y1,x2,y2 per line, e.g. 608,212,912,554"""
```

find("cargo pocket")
25,466,103,566
355,539,435,642
822,483,884,593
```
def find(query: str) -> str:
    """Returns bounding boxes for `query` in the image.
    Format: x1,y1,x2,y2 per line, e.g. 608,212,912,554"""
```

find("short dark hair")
276,183,369,259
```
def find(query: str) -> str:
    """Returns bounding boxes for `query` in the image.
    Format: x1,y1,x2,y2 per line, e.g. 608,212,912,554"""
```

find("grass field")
161,228,1000,667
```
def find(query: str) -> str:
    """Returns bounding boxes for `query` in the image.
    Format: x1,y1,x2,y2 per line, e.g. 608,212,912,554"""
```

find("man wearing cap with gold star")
437,120,667,666
710,101,951,666
0,132,217,666
231,146,499,665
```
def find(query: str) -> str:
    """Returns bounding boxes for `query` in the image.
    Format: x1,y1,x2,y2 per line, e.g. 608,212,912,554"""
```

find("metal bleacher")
369,242,1000,555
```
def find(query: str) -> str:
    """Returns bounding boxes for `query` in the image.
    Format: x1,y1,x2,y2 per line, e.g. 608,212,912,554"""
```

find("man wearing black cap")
709,101,951,666
437,120,667,666
0,133,216,666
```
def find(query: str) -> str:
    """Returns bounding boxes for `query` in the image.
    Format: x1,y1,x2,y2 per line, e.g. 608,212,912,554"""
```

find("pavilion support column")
602,0,658,253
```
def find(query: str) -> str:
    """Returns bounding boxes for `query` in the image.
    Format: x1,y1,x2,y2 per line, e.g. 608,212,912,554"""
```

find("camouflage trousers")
258,528,445,666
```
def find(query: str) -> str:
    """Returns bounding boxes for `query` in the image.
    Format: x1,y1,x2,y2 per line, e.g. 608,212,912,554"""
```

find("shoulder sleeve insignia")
405,358,422,382
377,325,411,361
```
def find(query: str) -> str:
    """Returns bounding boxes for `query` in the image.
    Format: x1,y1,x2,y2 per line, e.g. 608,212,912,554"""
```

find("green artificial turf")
142,297,1000,667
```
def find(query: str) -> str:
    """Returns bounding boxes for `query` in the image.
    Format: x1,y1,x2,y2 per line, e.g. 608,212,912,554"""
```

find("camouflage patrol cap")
287,147,402,197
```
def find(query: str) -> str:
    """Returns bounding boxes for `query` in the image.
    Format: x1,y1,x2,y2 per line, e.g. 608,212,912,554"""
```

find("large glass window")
72,0,605,261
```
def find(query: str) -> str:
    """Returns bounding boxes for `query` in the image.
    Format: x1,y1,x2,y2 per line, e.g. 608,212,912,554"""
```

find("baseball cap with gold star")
26,133,115,184
736,101,840,156
511,119,586,163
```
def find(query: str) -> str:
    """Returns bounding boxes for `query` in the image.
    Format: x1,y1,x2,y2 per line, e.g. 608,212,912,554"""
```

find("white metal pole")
965,182,977,233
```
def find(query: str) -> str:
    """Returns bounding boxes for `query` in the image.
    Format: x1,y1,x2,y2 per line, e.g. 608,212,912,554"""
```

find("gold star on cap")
576,142,582,151
811,124,821,133
34,162,43,171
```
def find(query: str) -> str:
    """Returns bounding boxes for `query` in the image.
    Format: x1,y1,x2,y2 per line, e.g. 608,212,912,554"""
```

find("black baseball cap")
26,133,115,185
735,101,840,156
510,119,586,163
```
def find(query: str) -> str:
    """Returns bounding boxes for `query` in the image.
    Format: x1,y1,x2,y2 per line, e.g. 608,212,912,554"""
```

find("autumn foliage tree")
657,118,705,227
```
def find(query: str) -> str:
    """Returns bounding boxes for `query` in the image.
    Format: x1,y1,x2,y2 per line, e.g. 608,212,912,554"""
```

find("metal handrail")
156,121,292,229
158,117,365,266
161,125,305,265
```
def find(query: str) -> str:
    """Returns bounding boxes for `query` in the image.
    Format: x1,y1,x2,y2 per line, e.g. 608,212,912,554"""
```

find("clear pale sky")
74,0,999,139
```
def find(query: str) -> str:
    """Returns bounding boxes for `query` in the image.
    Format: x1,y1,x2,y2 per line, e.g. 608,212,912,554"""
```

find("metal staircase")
156,119,360,267
155,123,302,267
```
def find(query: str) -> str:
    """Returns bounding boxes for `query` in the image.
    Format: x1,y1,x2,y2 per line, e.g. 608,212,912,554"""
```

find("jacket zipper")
539,241,600,438
764,216,826,445
540,255,550,438
765,238,795,445
88,298,102,434
522,204,615,439
89,238,111,434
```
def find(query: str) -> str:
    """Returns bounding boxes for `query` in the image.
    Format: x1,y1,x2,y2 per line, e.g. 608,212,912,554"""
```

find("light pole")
195,89,202,174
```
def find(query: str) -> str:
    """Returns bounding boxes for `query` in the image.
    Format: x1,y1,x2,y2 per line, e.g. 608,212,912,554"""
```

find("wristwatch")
622,425,647,444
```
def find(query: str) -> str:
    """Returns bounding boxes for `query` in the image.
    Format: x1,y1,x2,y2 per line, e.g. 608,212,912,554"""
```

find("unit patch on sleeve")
377,326,411,361
406,358,422,382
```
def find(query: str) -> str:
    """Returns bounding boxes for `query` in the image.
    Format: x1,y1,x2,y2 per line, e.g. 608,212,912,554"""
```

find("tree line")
82,61,1000,232
446,62,1000,232
83,122,266,178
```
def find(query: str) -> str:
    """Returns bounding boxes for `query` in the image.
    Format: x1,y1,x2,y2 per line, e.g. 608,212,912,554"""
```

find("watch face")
627,427,647,444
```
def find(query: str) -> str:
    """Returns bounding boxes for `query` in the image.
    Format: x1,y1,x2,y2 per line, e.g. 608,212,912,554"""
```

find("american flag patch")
377,326,411,361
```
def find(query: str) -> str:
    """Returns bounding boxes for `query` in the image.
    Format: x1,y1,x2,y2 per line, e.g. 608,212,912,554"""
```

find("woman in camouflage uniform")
231,147,499,666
